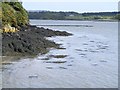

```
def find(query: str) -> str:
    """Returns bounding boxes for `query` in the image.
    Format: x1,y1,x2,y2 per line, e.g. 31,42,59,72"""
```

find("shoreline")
2,25,72,62
29,19,119,22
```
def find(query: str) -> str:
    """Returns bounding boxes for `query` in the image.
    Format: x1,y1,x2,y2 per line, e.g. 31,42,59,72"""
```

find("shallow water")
2,20,118,88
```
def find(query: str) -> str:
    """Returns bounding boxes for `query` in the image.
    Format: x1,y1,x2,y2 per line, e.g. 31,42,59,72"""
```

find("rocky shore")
2,25,72,56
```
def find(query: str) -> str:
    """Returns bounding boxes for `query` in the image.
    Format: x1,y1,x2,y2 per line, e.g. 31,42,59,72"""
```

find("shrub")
2,2,29,28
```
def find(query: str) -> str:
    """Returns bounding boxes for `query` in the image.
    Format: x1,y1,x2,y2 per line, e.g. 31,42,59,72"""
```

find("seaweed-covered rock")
2,26,72,56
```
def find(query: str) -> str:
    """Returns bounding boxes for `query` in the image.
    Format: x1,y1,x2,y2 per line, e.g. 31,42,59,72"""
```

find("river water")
2,20,118,88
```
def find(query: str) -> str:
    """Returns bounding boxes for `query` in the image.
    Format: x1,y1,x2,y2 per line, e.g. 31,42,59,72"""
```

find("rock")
59,67,67,69
67,64,72,66
48,55,68,58
2,25,72,56
28,75,38,79
100,60,107,62
46,67,53,69
45,61,67,64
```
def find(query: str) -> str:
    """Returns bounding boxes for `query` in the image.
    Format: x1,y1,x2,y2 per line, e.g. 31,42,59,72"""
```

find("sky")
22,0,119,13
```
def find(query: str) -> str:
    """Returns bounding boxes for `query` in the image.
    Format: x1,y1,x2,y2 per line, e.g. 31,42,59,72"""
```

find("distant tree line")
28,11,120,20
28,11,80,20
82,12,119,16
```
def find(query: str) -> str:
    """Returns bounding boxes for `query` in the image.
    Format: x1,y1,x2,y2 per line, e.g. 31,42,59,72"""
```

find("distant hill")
28,10,120,20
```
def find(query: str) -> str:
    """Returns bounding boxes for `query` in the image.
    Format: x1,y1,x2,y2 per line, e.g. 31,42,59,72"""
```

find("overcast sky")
22,0,119,13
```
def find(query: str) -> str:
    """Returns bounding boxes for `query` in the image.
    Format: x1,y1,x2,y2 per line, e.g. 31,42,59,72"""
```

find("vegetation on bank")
3,24,19,33
115,14,120,20
2,2,29,29
28,11,120,21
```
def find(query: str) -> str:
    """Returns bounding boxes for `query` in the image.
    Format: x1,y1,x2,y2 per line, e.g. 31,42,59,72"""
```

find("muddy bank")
2,25,72,56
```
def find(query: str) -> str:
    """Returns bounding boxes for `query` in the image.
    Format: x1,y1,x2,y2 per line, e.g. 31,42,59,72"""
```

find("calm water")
2,20,118,88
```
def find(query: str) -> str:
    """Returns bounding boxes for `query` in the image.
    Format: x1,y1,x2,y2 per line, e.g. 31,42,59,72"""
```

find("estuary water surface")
2,20,118,88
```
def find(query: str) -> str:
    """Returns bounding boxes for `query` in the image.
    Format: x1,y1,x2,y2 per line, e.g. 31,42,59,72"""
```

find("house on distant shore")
69,14,75,17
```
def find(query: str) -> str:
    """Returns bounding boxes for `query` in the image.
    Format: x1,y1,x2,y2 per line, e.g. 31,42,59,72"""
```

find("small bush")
2,2,29,28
